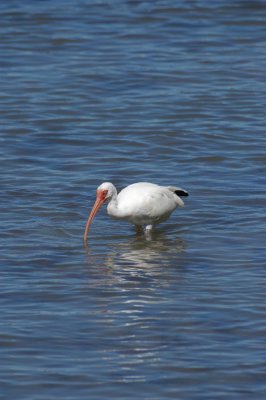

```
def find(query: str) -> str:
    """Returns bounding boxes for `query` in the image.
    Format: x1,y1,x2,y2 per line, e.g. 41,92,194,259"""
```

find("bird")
84,182,189,241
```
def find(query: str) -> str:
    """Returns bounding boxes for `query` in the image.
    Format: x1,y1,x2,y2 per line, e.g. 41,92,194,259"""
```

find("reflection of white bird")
84,182,189,241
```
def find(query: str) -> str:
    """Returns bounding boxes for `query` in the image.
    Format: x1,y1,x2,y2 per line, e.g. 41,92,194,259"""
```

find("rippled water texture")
1,1,266,399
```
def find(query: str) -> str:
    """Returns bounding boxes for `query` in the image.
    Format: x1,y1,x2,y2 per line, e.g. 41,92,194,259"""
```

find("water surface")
1,1,266,399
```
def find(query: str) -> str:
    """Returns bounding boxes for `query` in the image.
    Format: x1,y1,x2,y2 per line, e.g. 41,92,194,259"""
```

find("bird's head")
96,182,116,201
84,182,115,242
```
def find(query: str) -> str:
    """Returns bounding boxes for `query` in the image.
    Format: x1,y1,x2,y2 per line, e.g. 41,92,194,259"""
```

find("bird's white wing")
117,183,178,222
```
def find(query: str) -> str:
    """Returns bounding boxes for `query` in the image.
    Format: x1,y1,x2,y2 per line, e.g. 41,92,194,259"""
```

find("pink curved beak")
84,189,107,242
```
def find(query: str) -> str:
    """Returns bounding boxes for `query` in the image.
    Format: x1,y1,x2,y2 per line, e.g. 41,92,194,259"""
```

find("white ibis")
84,182,189,241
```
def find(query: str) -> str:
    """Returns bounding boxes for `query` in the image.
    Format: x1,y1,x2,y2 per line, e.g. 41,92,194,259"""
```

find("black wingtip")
175,190,189,197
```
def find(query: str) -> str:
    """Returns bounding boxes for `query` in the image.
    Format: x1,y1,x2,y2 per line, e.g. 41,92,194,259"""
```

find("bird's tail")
167,186,189,207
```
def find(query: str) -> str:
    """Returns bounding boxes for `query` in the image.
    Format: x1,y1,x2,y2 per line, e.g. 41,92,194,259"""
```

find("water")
1,0,266,399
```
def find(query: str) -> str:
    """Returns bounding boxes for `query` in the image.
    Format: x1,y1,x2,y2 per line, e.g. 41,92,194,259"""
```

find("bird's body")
107,182,186,226
84,182,188,241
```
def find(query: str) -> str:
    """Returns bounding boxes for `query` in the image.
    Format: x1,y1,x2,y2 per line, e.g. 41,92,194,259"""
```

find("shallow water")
1,1,266,399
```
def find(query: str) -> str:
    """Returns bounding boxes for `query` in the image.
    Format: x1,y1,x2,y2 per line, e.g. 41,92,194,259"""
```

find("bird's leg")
135,225,143,235
144,225,154,240
144,224,153,232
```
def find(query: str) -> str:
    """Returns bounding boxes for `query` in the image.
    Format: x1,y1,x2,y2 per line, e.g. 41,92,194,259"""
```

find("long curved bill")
84,192,105,242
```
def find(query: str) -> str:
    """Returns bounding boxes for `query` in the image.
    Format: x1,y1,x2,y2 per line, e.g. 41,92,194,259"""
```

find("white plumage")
84,182,188,241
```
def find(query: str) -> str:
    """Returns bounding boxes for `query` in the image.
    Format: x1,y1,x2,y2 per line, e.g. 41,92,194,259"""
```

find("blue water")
1,1,266,399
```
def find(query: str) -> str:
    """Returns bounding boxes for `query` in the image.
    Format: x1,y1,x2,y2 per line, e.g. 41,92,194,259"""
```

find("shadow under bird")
84,182,189,241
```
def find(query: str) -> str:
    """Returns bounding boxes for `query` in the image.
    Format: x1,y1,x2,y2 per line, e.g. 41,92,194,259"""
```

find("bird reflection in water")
84,229,186,282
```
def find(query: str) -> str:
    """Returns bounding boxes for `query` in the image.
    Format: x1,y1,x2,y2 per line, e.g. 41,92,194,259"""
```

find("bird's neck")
107,190,121,218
